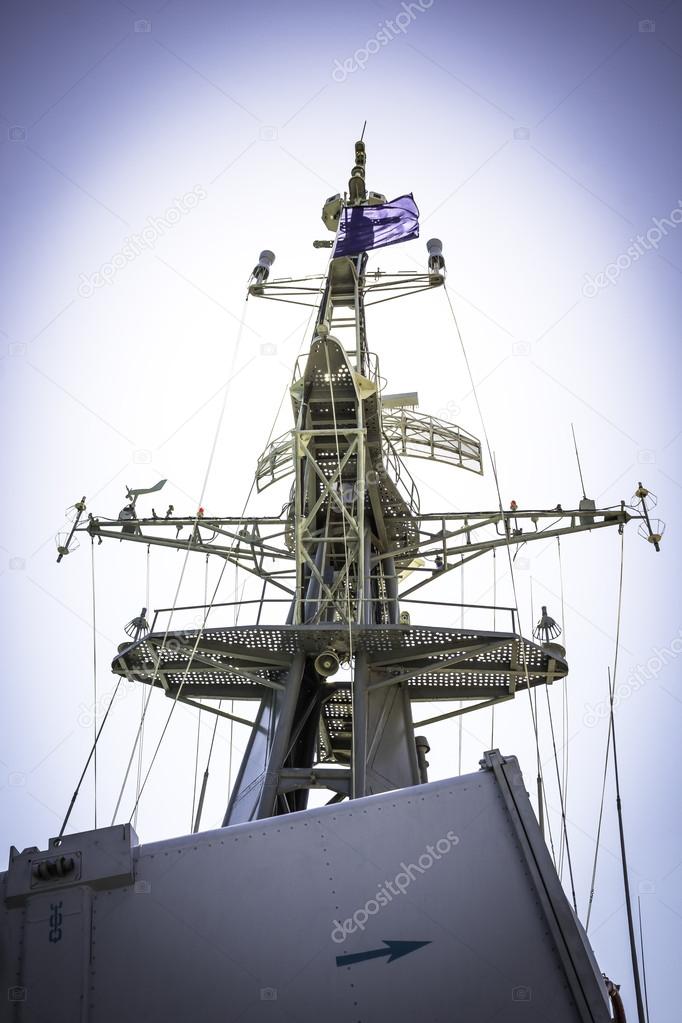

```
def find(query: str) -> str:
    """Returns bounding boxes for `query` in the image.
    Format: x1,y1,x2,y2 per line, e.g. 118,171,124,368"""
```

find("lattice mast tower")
64,140,655,830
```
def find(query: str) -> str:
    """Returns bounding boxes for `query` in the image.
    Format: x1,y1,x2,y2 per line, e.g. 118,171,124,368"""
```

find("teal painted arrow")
336,940,431,968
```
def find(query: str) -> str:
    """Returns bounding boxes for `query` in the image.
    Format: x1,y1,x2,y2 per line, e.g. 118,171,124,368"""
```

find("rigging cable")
529,575,546,853
563,425,582,879
323,341,357,791
126,258,334,825
226,576,246,810
90,538,98,829
191,553,210,830
442,284,555,860
543,664,578,913
133,544,151,833
530,554,577,905
228,572,243,794
584,685,612,931
322,253,374,794
607,530,647,1023
490,548,496,748
111,300,252,824
530,575,537,788
57,535,104,837
58,676,125,838
609,662,647,1023
637,896,651,1023
530,570,562,876
556,535,569,879
63,264,331,833
127,399,273,822
458,565,464,774
323,342,355,637
193,577,245,834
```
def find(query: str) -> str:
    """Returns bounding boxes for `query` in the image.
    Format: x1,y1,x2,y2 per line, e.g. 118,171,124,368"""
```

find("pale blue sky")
1,0,681,1017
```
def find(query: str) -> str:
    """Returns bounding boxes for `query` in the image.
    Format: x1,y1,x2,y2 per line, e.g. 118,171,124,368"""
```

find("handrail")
148,597,516,635
382,434,420,518
382,407,483,474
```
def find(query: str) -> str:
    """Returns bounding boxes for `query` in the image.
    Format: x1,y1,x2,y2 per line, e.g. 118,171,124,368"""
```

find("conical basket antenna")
533,606,562,644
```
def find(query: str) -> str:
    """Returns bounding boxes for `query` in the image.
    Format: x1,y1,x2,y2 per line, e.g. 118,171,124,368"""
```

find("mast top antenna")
320,134,386,230
349,137,367,202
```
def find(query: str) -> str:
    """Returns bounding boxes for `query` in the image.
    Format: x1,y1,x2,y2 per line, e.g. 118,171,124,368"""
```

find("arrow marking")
336,940,431,968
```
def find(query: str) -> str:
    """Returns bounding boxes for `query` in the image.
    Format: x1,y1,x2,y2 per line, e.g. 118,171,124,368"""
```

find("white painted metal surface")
1,753,612,1022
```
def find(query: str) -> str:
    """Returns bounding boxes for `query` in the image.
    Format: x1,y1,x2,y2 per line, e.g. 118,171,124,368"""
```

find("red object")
197,507,205,517
510,500,518,512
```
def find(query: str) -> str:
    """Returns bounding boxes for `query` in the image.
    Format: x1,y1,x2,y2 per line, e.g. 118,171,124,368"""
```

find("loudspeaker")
314,650,340,677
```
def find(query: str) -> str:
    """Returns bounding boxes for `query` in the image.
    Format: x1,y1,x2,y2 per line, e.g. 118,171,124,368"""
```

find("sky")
1,0,681,1017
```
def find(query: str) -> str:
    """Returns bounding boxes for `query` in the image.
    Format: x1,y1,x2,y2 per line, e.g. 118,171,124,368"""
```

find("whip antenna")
570,423,587,501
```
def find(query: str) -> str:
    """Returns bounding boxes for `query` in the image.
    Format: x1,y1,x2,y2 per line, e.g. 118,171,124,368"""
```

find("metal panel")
364,682,421,795
1,754,611,1022
223,652,306,824
14,887,91,1022
6,825,135,906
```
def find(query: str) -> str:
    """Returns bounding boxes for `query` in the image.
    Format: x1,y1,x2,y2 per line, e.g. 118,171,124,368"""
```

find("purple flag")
333,194,419,258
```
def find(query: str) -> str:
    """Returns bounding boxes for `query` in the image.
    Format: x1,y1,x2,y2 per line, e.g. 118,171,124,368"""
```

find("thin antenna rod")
570,423,587,500
360,120,367,142
637,896,651,1023
608,666,647,1023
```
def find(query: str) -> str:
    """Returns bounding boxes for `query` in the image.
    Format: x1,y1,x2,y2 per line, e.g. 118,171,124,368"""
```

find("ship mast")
57,139,660,829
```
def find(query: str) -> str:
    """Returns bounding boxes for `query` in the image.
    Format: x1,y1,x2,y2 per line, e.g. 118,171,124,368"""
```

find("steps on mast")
290,335,420,560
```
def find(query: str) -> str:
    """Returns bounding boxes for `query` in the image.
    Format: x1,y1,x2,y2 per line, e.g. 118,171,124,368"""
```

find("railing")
255,431,294,493
255,426,422,524
382,407,483,475
145,597,517,637
382,435,421,519
399,599,517,634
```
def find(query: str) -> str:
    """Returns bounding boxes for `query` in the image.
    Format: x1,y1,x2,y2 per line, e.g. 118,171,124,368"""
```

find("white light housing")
426,238,445,275
251,250,276,286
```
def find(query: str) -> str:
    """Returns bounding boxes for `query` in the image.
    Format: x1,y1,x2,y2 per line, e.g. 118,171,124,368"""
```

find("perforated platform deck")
113,624,567,759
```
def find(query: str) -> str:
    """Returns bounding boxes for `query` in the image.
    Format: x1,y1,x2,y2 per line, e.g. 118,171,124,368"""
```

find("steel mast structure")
59,141,652,827
2,140,663,1023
